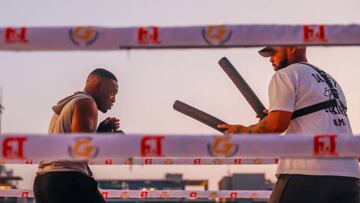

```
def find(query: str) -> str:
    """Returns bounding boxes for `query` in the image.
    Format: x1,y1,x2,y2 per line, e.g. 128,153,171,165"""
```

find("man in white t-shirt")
218,46,360,203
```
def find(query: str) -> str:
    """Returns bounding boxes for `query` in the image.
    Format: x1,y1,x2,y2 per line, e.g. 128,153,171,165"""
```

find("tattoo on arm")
246,121,267,134
247,126,252,134
259,121,266,130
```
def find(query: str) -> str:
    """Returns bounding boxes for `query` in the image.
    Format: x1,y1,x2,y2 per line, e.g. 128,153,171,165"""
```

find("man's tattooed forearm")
247,126,252,134
259,121,266,129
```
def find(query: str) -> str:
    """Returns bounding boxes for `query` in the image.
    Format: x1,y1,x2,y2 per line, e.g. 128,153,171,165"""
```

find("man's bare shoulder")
71,97,98,132
74,98,97,115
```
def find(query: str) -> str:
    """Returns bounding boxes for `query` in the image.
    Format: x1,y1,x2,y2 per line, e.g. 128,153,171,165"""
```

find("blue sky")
0,0,359,189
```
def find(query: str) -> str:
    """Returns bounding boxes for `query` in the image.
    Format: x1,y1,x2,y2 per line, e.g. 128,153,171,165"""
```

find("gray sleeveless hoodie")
37,91,96,176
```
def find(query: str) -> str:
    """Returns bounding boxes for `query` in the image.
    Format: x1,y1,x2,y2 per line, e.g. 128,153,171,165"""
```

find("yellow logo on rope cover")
68,137,99,159
207,137,239,157
202,25,232,45
69,26,99,46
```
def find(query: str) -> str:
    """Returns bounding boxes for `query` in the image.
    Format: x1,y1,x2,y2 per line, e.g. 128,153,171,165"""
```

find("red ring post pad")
173,100,228,133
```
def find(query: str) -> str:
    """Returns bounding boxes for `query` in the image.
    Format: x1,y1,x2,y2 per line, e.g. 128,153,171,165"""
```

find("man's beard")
277,56,290,70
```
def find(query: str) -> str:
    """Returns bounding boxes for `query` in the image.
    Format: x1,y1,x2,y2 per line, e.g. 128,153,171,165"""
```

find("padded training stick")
218,57,267,119
173,100,227,133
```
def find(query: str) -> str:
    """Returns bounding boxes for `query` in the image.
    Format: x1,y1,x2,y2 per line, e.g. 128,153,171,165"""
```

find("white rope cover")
1,24,359,51
0,189,271,199
1,157,280,165
0,134,359,160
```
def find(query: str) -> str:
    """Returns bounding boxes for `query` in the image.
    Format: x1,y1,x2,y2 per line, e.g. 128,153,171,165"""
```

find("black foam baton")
218,57,267,119
173,100,228,133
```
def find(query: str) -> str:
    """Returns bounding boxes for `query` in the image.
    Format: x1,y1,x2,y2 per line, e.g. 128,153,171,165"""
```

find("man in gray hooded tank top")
33,68,120,203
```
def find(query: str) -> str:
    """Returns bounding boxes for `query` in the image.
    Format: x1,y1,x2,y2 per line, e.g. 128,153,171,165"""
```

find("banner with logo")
0,24,359,51
0,134,359,161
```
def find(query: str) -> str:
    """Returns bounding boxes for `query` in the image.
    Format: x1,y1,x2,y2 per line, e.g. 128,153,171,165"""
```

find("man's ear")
94,81,102,94
288,47,297,56
285,47,297,60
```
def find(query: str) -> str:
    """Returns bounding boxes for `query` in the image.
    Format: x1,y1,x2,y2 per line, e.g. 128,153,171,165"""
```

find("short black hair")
89,68,117,81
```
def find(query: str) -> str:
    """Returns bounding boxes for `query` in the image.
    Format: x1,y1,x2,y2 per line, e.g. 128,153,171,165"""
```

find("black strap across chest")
291,63,347,119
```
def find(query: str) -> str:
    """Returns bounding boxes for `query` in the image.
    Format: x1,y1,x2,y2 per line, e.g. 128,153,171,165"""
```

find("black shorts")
33,172,105,203
269,174,360,203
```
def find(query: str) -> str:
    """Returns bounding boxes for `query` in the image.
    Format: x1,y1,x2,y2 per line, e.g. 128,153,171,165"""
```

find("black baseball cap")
258,46,280,57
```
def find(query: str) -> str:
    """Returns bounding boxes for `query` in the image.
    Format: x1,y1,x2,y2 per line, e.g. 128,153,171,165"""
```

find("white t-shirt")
268,62,360,178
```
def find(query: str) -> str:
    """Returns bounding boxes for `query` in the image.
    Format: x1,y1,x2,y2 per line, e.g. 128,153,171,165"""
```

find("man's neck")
293,55,308,64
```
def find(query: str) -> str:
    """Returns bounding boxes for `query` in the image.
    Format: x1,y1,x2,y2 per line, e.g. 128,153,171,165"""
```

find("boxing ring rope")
2,24,360,201
1,157,281,165
0,134,358,160
1,24,360,51
0,189,272,199
0,133,356,200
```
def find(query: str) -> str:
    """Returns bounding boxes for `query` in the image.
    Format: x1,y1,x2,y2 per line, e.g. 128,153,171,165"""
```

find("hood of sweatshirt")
51,91,92,115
